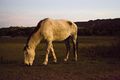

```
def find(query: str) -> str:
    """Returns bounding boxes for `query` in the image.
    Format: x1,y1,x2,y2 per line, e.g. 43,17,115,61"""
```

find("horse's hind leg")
64,37,71,62
72,35,78,61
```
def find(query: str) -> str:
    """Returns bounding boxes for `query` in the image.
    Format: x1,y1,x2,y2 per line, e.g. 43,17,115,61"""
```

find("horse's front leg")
43,41,51,65
50,44,57,63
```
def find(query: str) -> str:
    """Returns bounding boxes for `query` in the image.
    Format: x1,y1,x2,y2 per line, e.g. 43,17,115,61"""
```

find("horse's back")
40,18,77,41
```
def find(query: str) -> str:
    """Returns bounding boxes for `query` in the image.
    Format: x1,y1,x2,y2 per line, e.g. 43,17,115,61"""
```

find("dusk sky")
0,0,120,27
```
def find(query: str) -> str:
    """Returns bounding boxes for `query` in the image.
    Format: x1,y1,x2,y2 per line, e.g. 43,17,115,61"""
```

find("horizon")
0,18,119,28
0,0,120,28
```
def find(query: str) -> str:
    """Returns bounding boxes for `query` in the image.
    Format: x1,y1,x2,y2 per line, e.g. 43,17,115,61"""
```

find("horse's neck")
28,32,42,50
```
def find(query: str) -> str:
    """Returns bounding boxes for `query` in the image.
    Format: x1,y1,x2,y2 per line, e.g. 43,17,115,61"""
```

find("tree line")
76,18,120,36
0,18,120,37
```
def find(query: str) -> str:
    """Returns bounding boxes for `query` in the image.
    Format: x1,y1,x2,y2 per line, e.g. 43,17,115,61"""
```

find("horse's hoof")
42,62,48,66
24,62,33,66
53,59,57,63
64,58,68,62
75,58,77,62
72,58,77,62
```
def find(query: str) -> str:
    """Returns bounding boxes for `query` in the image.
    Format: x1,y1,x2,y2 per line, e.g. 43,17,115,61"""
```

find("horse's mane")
24,18,49,50
33,18,49,34
67,21,73,26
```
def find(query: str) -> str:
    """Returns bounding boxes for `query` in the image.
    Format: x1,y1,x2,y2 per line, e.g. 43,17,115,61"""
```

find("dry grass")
0,36,120,80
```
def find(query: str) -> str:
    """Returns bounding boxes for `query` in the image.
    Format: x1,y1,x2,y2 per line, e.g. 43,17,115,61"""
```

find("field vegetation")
0,36,120,80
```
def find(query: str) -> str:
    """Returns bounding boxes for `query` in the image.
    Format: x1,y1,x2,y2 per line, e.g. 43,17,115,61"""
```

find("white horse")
24,18,78,66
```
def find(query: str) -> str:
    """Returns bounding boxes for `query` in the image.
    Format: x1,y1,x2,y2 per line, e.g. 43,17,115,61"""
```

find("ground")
0,36,120,80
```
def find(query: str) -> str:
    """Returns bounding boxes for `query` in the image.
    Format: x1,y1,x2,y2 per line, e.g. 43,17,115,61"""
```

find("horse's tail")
76,37,78,57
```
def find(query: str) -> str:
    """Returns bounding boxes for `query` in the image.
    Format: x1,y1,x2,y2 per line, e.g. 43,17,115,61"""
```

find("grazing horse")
24,18,78,66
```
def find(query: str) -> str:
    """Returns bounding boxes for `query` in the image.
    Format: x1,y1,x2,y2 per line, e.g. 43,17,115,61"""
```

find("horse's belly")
53,32,70,41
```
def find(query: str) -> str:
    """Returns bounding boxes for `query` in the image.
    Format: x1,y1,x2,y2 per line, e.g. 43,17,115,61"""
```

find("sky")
0,0,120,27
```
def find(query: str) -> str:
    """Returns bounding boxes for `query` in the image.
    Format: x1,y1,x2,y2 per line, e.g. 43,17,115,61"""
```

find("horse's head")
23,45,35,66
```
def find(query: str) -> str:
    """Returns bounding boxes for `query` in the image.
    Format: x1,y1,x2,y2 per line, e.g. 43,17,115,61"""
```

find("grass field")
0,36,120,80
